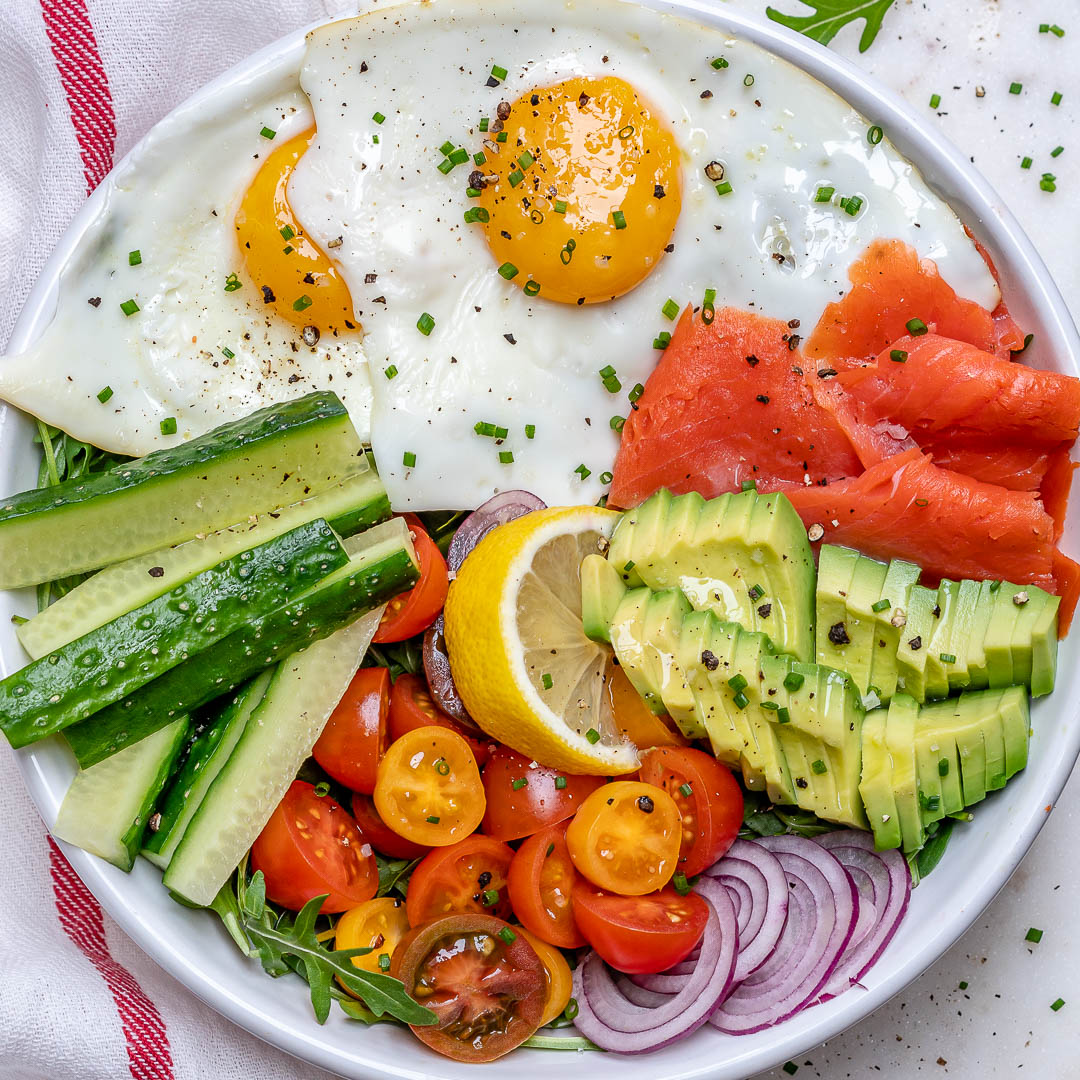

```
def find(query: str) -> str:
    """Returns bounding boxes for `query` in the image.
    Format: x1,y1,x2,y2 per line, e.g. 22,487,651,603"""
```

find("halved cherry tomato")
372,516,448,643
565,780,682,895
250,780,378,913
388,672,494,767
312,666,390,794
334,896,411,982
481,745,605,841
639,746,744,877
374,726,485,846
606,662,689,748
392,913,546,1063
350,793,430,861
506,822,586,949
571,884,709,975
516,926,574,1027
405,834,515,925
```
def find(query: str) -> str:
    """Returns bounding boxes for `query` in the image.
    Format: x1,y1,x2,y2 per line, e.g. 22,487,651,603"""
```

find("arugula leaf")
738,790,835,840
908,816,954,885
766,0,896,52
376,854,421,898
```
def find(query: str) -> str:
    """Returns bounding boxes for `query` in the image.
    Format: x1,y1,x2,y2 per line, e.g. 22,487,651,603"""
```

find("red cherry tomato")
388,672,494,767
350,792,430,861
406,834,515,926
506,822,586,949
250,780,378,913
571,883,709,975
391,913,546,1063
372,515,448,643
311,666,390,794
481,745,605,841
638,746,744,877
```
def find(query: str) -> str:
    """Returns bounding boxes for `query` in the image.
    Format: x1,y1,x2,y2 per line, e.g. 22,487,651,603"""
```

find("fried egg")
290,0,997,510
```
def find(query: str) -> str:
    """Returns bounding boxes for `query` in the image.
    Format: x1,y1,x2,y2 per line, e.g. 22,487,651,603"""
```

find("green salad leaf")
738,790,836,840
766,0,896,53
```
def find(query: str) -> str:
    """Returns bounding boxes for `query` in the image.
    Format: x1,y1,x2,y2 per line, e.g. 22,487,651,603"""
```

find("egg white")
290,0,998,511
0,69,372,456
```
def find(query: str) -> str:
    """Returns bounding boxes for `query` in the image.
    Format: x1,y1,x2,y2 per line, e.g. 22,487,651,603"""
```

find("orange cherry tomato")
565,780,682,895
639,746,744,877
372,516,448,643
481,745,605,841
607,662,689,748
250,780,378,913
350,792,430,861
388,672,494,767
405,834,515,925
334,897,411,983
571,884,709,975
516,926,574,1027
506,822,586,949
312,666,390,794
392,913,546,1063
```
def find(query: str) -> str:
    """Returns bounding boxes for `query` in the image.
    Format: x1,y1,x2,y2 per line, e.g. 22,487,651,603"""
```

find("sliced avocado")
983,582,1021,689
816,545,860,674
912,720,946,829
643,589,695,726
818,667,869,829
883,694,925,853
917,721,964,816
920,695,988,806
928,580,965,692
1009,587,1048,689
606,489,672,586
997,685,1031,778
859,708,903,851
1030,592,1060,697
671,610,713,740
609,588,661,712
685,617,745,771
839,553,889,696
869,557,921,704
979,689,1008,792
964,579,998,690
733,629,794,805
944,578,981,691
896,585,941,702
581,553,626,644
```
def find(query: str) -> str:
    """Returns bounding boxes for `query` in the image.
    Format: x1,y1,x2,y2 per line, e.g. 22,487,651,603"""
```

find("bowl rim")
6,2,1080,1078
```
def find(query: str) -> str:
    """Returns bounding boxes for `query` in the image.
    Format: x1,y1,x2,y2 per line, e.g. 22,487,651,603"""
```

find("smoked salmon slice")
786,448,1079,634
805,239,1025,369
608,306,862,508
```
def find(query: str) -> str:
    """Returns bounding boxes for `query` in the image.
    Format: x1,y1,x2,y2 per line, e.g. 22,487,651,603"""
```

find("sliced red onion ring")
811,831,911,1003
422,614,476,728
704,838,789,982
572,877,738,1053
710,835,857,1034
447,490,546,571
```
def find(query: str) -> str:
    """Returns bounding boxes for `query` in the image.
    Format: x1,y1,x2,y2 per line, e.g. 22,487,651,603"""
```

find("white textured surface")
749,1,1080,1076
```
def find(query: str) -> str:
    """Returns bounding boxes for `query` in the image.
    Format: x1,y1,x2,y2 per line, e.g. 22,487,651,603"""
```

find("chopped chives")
740,480,756,491
128,249,142,266
160,417,177,436
378,953,391,971
575,463,592,480
867,124,884,145
1040,22,1049,31
1025,927,1044,943
279,224,295,241
777,707,791,724
1009,81,1023,94
417,312,435,335
511,777,528,791
494,425,509,438
728,673,748,692
491,64,508,81
448,147,469,166
1051,91,1063,106
426,814,440,823
783,1065,798,1077
474,151,486,166
466,187,483,198
224,272,241,292
939,758,950,776
119,298,140,316
715,180,733,196
814,185,835,202
990,579,1002,593
662,298,680,320
479,117,490,132
525,423,536,439
732,691,749,709
871,598,891,612
841,194,863,216
282,245,294,255
711,56,729,69
1050,24,1065,37
653,332,672,349
546,776,565,794
940,652,957,664
523,279,541,297
783,671,805,691
760,700,780,710
906,317,928,336
704,287,717,306
612,210,627,230
610,415,626,432
496,131,508,143
929,93,941,109
474,421,497,437
679,782,693,797
1040,172,1057,192
498,262,519,280
221,346,235,359
585,728,601,744
811,759,827,774
508,169,524,187
672,871,691,895
437,158,454,175
292,295,313,311
463,207,490,224
96,386,113,403
1051,145,1064,158
890,349,908,363
403,450,416,467
553,199,567,214
434,758,450,776
499,450,514,464
439,140,455,156
959,981,969,990
1051,998,1065,1012
623,560,635,571
542,673,553,689
518,151,535,170
482,888,500,905
748,584,764,601
743,73,755,87
372,135,379,144
372,111,385,124
1021,156,1033,169
628,382,644,404
259,126,276,139
603,375,622,393
600,471,613,484
384,364,398,379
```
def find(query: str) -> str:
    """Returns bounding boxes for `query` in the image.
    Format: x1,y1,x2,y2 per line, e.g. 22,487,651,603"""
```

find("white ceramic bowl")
5,3,1079,1078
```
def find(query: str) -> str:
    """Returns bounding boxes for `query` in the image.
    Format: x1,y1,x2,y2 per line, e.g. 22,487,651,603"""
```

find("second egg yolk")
477,76,682,304
235,127,358,334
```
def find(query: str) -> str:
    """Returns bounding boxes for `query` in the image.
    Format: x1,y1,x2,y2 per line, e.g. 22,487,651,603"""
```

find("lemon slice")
444,506,639,775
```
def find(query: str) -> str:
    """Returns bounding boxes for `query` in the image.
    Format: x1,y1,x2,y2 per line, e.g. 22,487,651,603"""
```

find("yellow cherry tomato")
516,927,574,1028
334,897,411,986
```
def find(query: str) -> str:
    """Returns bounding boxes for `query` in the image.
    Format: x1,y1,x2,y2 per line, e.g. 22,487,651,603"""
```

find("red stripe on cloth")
40,0,117,194
49,838,176,1080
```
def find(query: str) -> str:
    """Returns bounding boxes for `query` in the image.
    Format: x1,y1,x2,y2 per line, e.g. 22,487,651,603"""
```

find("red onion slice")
811,831,911,1003
422,614,476,728
710,835,857,1034
704,837,789,982
572,877,738,1053
447,490,546,571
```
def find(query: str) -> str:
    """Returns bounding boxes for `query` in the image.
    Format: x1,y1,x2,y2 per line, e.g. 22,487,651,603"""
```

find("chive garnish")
1051,998,1065,1012
783,672,805,691
715,180,733,196
384,364,398,379
434,758,450,776
672,871,691,895
437,159,454,175
439,140,455,156
403,451,416,467
555,776,567,790
498,262,519,280
463,207,490,224
940,653,957,664
119,298,140,316
497,131,507,143
732,691,749,709
662,298,680,320
224,273,242,292
872,598,891,612
128,249,142,266
741,480,756,491
653,332,672,349
891,349,909,362
777,707,790,724
728,673,748,692
1051,91,1063,106
512,777,528,791
372,111,385,124
711,57,729,69
1026,927,1044,943
518,151,535,170
474,151,487,166
623,560,636,571
867,124,883,145
553,199,568,214
743,73,755,87
259,126,276,139
96,386,113,403
760,700,780,711
160,417,177,436
425,814,440,824
575,463,592,480
542,673,553,689
490,64,508,82
929,93,941,109
523,279,541,297
482,889,500,906
679,782,693,797
508,169,524,187
525,423,536,439
612,210,627,230
292,295,313,312
939,758,950,776
906,317,928,336
811,759,827,774
783,1065,798,1077
628,383,644,404
748,584,764,601
1021,156,1033,169
448,147,469,166
1009,81,1023,94
600,471,613,484
499,451,514,464
417,312,435,335
378,953,391,971
610,415,626,432
585,728,601,744
279,225,295,241
474,421,496,437
1041,172,1057,192
1051,145,1064,158
479,117,490,132
221,346,235,359
840,195,863,216
814,185,835,202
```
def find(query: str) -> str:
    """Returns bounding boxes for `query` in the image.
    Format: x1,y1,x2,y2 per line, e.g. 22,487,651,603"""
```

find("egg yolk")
235,127,357,334
477,76,681,305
